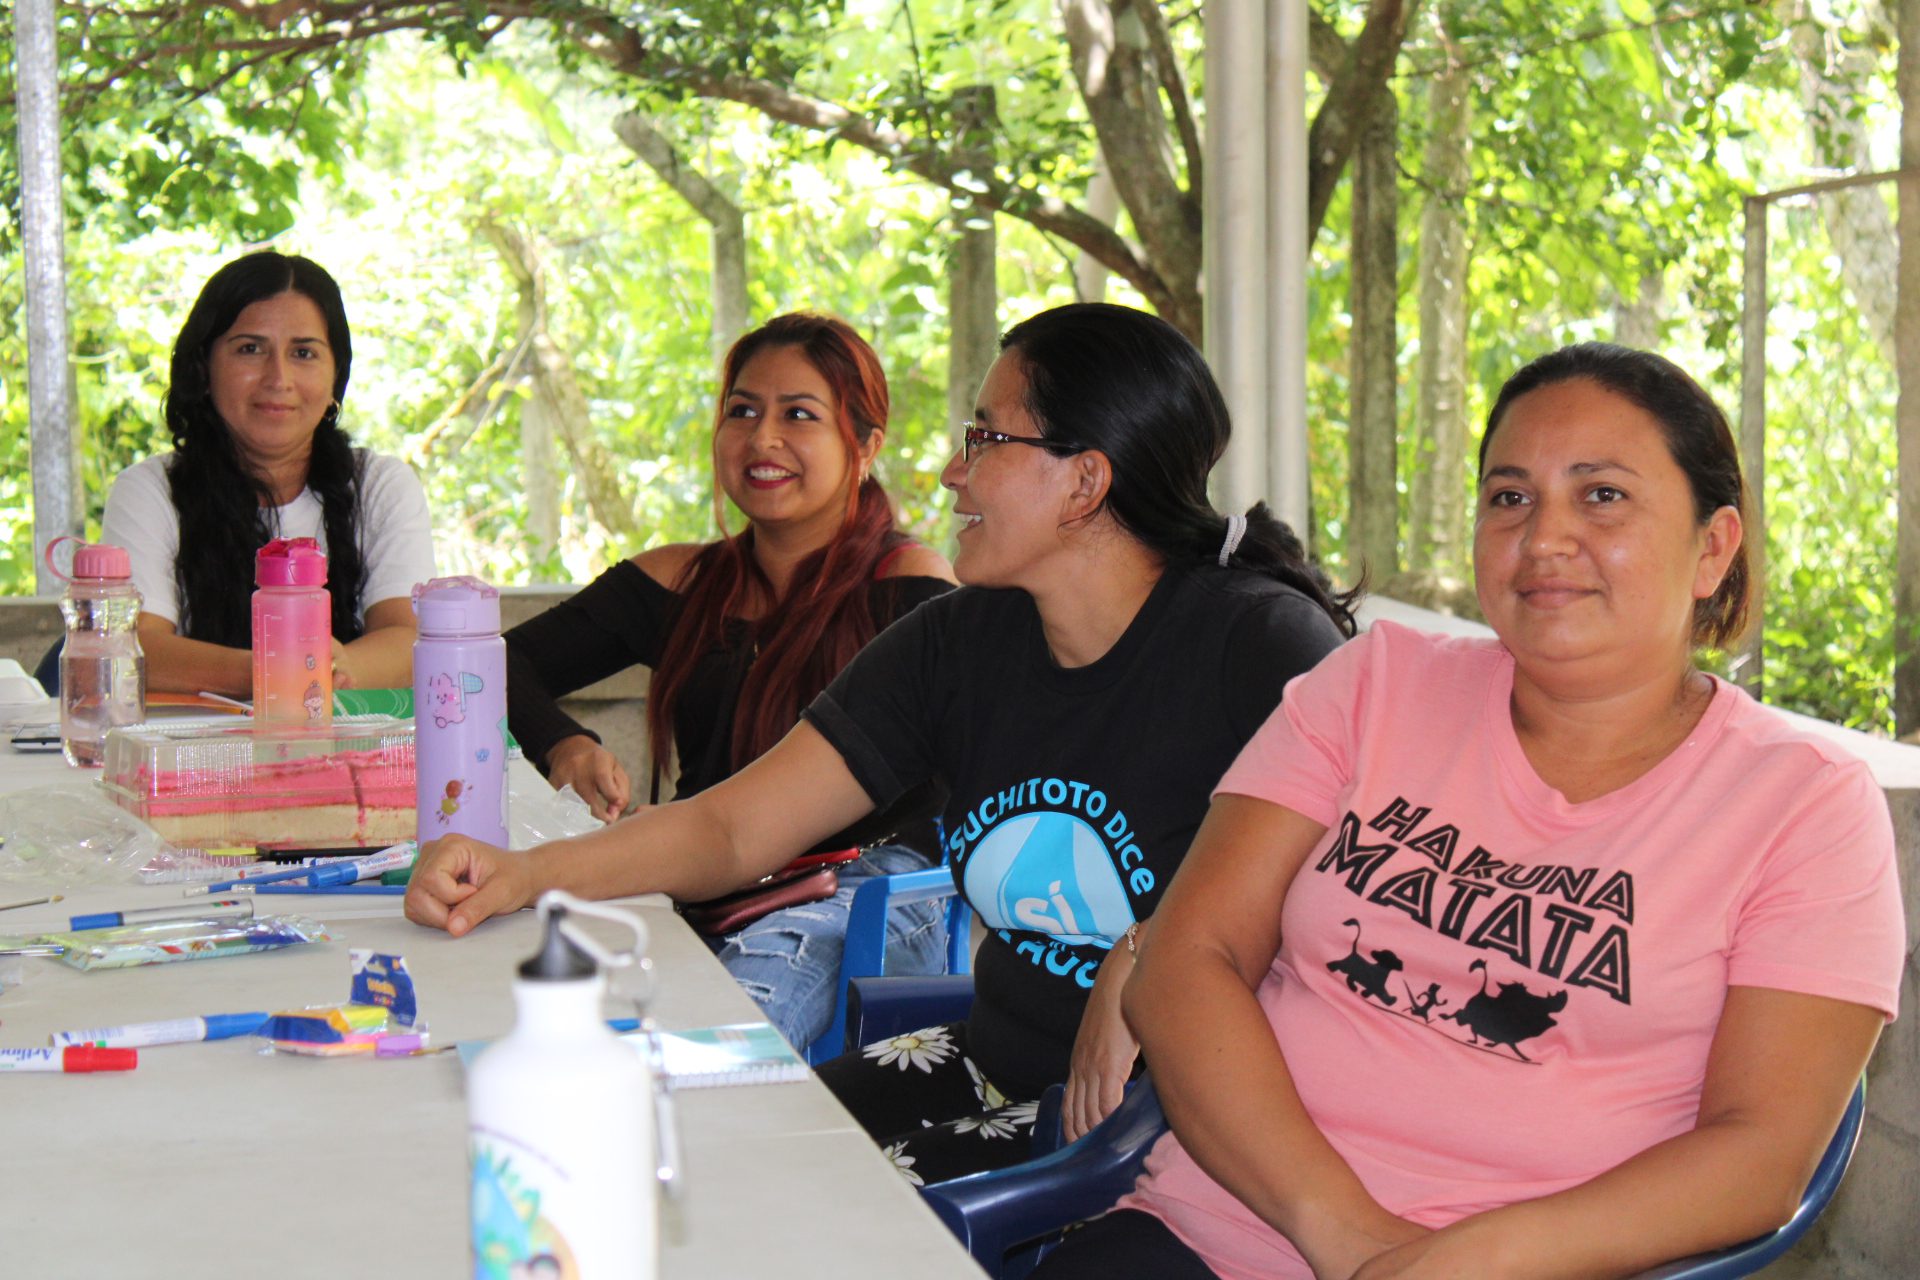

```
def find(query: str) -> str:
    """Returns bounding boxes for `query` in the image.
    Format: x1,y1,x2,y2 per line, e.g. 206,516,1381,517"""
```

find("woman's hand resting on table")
328,638,356,690
405,834,538,936
544,735,631,824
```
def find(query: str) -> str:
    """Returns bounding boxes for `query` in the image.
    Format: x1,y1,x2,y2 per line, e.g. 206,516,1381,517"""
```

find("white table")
0,750,986,1278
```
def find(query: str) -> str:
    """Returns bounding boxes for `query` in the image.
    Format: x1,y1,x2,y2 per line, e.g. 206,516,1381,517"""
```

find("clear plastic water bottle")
467,892,658,1278
253,537,333,727
412,575,507,846
48,537,146,768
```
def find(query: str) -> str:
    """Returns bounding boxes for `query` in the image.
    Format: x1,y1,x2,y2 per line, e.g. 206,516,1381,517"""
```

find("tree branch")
1136,0,1202,192
1306,0,1419,242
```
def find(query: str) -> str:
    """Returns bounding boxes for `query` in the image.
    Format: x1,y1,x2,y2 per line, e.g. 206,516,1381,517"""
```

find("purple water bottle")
413,576,508,847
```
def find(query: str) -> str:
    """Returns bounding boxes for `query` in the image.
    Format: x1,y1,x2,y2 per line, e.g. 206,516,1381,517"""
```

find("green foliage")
0,0,1903,734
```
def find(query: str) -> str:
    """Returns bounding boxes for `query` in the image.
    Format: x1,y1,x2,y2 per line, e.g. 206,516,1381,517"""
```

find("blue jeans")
709,845,948,1052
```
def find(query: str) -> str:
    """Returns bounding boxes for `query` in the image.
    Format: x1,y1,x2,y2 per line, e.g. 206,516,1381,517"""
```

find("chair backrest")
923,1074,1868,1280
807,865,973,1064
1628,1075,1867,1279
921,1077,1169,1278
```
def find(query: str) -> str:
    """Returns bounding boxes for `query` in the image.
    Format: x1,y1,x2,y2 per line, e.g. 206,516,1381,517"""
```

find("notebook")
630,1021,808,1089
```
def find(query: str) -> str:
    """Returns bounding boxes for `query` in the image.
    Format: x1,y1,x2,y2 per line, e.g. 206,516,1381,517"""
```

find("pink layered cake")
102,720,415,850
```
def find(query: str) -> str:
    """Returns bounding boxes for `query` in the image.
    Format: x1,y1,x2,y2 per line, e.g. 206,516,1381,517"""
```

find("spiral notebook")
630,1021,808,1089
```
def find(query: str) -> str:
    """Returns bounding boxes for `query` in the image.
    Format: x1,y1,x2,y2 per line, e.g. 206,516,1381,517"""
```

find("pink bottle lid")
256,537,329,587
45,535,132,582
412,575,501,638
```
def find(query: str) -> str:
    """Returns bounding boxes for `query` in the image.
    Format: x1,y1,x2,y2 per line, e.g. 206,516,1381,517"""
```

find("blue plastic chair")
922,1075,1868,1280
804,866,974,1065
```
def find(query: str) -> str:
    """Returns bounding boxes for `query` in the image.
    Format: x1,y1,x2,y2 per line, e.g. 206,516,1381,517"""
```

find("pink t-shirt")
1121,622,1904,1280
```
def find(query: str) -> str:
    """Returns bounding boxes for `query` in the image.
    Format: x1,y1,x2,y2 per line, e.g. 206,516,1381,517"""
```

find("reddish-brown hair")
646,314,907,789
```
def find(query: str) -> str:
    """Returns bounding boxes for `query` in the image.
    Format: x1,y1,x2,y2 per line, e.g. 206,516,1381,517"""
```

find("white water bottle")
468,892,657,1278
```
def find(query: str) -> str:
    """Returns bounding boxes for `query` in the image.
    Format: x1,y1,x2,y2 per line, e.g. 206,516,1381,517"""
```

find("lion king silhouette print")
1324,926,1567,1064
1441,959,1567,1061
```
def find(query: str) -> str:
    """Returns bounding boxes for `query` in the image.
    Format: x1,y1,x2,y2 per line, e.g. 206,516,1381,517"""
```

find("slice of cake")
102,719,416,850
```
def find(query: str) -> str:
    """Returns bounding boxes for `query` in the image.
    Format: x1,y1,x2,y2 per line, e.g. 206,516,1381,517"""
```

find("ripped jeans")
708,844,949,1053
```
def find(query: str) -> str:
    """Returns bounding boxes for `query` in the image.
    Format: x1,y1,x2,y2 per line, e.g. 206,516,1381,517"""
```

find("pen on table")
51,1012,270,1049
158,856,331,890
67,899,255,932
0,1046,138,1073
238,845,418,894
249,882,407,896
188,841,417,897
0,893,63,913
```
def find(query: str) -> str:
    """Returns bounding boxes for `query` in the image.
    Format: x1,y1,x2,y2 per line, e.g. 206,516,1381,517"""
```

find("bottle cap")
45,537,132,582
255,537,329,587
412,575,501,638
519,905,596,982
61,1045,138,1072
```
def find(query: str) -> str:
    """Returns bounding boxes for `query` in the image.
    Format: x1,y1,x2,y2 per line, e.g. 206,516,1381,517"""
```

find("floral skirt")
815,1020,1042,1185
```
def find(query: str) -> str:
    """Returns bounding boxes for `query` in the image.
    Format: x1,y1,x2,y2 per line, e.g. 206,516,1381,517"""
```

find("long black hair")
163,252,367,647
999,302,1358,636
1481,342,1751,649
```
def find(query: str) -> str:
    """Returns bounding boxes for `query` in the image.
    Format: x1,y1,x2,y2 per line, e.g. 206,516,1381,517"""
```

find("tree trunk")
1058,0,1203,336
521,385,561,566
1076,146,1120,302
613,112,749,372
1347,89,1399,581
948,87,1000,438
1612,271,1666,349
484,222,640,544
1784,0,1897,359
1896,0,1920,734
1408,31,1470,580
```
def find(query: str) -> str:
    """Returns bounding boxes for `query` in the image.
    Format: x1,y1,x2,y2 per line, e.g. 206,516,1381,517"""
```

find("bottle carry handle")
43,534,82,586
536,889,651,979
533,890,682,1200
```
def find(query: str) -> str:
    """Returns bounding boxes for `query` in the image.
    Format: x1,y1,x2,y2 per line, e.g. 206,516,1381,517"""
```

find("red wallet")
679,847,863,937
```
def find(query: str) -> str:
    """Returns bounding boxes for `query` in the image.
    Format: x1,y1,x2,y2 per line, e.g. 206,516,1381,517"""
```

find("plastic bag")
0,780,178,886
31,913,332,971
508,779,602,848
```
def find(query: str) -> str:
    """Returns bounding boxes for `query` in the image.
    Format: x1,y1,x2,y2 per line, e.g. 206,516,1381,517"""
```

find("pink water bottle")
49,537,146,767
253,538,332,727
413,576,508,847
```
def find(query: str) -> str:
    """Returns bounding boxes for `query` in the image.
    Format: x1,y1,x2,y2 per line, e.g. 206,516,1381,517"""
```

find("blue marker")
51,1012,271,1049
188,842,417,897
249,883,406,896
250,848,416,892
68,900,254,931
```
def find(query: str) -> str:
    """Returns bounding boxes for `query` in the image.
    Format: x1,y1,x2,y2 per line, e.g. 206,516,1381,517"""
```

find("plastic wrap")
27,913,332,970
98,716,414,850
0,780,177,885
508,781,602,849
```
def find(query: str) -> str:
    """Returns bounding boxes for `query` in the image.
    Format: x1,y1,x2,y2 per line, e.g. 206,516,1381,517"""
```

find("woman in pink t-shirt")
1033,344,1904,1280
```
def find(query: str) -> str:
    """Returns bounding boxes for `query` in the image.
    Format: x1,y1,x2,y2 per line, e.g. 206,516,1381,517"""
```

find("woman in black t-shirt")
409,303,1357,1178
502,313,955,1051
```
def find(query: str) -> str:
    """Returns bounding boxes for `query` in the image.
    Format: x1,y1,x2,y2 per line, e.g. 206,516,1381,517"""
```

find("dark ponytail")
163,252,367,645
999,302,1358,637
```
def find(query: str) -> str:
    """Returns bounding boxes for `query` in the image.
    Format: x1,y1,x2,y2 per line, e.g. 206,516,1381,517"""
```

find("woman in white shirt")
102,252,434,694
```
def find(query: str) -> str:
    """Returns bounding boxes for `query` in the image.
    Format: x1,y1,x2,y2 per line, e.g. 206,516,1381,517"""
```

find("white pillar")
14,0,78,592
1205,0,1271,518
1266,0,1310,534
1205,0,1309,533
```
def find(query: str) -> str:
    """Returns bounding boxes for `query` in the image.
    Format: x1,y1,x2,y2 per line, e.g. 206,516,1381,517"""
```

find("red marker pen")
0,1046,138,1073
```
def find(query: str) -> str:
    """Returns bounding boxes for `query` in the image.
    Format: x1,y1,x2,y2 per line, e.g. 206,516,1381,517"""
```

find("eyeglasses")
960,422,1088,464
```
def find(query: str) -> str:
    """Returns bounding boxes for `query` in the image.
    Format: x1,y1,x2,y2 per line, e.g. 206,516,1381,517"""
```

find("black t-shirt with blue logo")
804,563,1346,1097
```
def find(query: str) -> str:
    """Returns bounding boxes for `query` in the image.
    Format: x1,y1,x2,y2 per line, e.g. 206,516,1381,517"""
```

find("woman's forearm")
138,625,252,697
1357,988,1884,1280
1129,941,1406,1259
523,719,880,903
338,623,416,689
